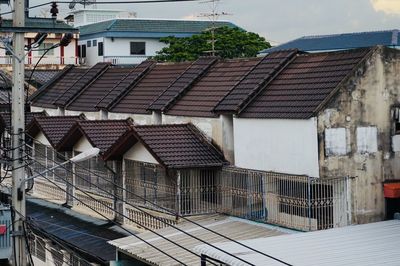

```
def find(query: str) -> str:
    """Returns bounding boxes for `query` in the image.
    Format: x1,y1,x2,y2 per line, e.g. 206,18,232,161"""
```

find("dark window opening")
130,42,146,55
98,42,104,56
81,45,86,58
93,40,97,47
77,45,81,57
395,122,400,135
87,40,91,47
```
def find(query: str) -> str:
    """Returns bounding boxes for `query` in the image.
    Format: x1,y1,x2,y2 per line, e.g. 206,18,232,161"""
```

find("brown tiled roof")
58,119,133,155
214,50,297,113
26,115,84,148
66,67,133,112
31,66,87,108
165,58,261,117
96,60,156,110
147,57,218,112
132,124,226,168
53,63,110,107
239,48,372,119
0,111,47,134
110,62,191,114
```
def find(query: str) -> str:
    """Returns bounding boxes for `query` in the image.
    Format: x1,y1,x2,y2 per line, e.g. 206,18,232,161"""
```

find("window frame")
130,42,146,55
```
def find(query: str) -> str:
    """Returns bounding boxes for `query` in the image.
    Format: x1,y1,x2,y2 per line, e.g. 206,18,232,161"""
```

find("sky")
23,0,400,45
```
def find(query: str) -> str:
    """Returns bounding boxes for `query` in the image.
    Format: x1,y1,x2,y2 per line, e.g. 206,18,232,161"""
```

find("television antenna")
69,0,97,10
198,0,232,56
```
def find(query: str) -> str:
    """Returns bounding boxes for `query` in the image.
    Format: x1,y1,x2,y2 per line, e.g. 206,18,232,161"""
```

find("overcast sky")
25,0,400,45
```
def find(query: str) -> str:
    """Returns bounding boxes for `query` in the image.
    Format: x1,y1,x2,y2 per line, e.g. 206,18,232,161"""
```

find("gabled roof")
0,111,47,135
53,63,110,107
67,67,134,112
25,69,63,88
110,62,191,114
165,58,260,117
147,57,218,112
30,65,88,108
57,119,133,155
79,18,237,39
26,115,84,148
214,50,298,113
0,18,77,33
261,29,400,53
239,48,373,119
95,60,156,110
106,123,226,168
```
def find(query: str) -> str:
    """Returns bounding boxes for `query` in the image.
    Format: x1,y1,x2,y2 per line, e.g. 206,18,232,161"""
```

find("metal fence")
219,167,350,231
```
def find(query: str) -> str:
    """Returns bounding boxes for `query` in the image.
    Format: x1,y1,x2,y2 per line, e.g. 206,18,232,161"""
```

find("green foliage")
153,26,271,62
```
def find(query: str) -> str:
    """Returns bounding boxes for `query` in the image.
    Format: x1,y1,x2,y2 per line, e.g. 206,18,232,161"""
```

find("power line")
25,140,292,266
25,156,205,266
24,149,255,266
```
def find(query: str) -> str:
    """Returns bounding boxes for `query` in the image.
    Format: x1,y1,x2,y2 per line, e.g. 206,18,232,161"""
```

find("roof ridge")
65,63,111,109
95,60,155,110
29,65,74,103
147,56,218,112
53,62,110,107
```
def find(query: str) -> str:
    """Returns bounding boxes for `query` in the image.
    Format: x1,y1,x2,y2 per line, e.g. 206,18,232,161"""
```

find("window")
98,42,104,56
87,40,91,47
81,44,86,58
325,128,349,156
77,45,81,57
38,43,54,56
93,40,97,47
357,127,378,154
130,42,146,55
391,107,400,152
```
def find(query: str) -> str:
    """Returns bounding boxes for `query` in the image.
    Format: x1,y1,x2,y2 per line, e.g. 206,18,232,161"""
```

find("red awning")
384,183,400,198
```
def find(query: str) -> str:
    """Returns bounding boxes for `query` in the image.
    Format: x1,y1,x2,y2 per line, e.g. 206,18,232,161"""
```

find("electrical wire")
24,144,288,266
25,162,192,266
24,137,293,265
0,0,205,16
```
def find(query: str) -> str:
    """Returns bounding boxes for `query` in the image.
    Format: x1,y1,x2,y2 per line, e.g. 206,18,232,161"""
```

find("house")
77,18,237,65
260,29,400,54
0,18,78,66
29,46,400,225
66,8,136,27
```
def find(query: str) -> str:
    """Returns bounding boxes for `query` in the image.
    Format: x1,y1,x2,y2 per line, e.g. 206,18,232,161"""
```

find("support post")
11,0,26,265
152,111,162,125
221,114,235,164
176,170,181,219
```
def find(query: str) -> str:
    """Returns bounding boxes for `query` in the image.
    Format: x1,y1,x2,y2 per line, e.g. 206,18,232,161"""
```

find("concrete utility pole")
11,0,26,265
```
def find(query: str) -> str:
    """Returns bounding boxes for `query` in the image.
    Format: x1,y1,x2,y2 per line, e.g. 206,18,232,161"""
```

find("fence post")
308,176,312,231
262,173,267,220
346,176,352,225
176,170,181,218
122,159,127,225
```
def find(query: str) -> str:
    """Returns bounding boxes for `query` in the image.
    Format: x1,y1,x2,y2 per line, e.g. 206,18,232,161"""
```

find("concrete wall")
65,109,98,120
163,114,222,148
31,106,59,116
109,112,152,125
317,47,400,224
78,37,104,66
123,142,159,164
35,131,51,146
233,117,320,177
74,136,93,153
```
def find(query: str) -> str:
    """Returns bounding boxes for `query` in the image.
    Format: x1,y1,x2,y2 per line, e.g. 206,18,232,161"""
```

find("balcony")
0,55,79,66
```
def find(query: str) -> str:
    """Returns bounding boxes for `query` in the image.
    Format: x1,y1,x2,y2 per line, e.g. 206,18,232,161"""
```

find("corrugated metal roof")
261,29,399,53
194,220,400,266
109,215,295,266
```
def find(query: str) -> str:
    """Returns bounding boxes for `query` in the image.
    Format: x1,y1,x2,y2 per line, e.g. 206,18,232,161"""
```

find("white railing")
103,55,150,65
0,56,78,65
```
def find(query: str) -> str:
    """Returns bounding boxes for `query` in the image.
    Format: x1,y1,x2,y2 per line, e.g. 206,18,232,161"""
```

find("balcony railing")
103,55,150,65
0,56,78,65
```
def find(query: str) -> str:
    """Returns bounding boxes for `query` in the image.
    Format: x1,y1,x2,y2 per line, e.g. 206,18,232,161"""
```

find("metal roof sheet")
194,219,400,266
109,215,295,266
261,29,399,53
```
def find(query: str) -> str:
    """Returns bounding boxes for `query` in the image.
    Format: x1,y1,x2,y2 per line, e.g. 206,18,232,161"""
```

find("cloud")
371,0,400,15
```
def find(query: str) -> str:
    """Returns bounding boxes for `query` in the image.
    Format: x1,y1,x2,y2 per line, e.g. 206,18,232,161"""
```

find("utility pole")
11,0,26,265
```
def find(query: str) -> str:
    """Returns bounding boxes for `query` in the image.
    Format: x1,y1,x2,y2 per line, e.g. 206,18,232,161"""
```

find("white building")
77,18,237,65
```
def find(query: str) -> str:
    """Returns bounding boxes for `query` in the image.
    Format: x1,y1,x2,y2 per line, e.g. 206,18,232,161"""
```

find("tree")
153,26,271,62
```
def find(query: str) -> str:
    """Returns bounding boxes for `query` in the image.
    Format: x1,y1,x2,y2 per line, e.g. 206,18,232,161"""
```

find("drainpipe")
152,111,162,125
221,114,235,164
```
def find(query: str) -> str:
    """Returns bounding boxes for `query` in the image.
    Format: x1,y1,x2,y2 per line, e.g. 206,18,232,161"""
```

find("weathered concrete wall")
65,109,98,120
108,112,152,125
31,106,59,116
318,47,400,224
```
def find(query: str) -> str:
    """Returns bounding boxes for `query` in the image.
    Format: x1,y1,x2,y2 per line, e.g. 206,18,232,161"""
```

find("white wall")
65,109,98,120
35,131,51,146
31,106,59,116
123,142,159,164
234,118,320,177
78,37,104,66
74,136,93,152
